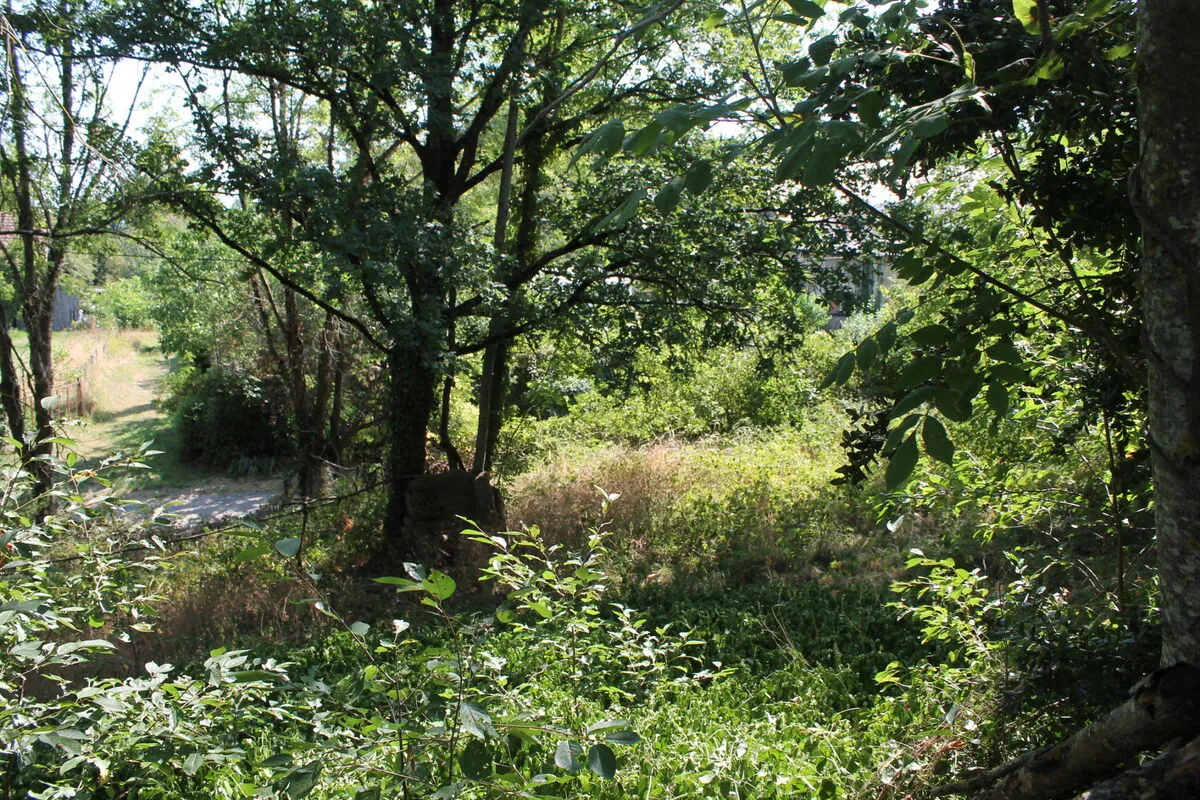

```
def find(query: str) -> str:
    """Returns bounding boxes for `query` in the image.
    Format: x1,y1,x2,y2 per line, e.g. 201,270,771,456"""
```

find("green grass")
52,328,218,488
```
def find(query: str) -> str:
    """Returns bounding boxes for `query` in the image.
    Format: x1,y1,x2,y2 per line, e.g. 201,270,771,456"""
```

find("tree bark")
385,331,441,549
0,301,25,445
1136,0,1200,669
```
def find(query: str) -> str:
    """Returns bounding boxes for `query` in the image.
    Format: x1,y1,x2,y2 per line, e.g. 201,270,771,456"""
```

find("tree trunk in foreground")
935,3,1200,797
1137,0,1200,669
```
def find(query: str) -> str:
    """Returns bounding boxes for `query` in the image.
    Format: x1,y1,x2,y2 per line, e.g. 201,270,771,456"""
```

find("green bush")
168,366,292,469
88,276,155,329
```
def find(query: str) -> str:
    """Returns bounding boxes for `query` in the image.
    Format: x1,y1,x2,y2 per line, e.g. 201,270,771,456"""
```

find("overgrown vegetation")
1,0,1192,797
1,301,1159,797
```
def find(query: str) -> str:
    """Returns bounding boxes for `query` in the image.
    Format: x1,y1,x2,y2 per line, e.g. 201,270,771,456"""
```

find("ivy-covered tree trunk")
22,280,56,495
1137,0,1200,669
385,328,442,549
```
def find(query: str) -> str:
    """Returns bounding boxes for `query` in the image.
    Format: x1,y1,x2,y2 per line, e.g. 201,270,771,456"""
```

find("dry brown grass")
503,434,886,588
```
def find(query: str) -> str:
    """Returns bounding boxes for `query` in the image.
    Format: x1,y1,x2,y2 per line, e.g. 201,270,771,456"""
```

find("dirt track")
124,478,283,527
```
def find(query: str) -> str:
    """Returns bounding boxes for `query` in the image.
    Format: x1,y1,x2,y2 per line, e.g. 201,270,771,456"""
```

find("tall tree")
0,0,146,493
1136,0,1200,671
107,0,734,549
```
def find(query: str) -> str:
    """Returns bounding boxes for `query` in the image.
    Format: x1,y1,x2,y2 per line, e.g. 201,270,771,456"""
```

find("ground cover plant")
1,342,1157,798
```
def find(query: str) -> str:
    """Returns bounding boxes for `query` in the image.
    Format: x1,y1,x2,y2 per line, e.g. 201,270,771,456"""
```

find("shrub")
88,276,155,329
168,366,292,469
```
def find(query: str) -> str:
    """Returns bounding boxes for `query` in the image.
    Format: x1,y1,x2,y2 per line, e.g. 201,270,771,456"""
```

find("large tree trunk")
1137,0,1200,669
384,312,443,550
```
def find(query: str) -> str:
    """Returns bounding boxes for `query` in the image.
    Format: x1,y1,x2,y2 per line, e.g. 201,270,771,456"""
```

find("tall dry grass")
505,429,888,587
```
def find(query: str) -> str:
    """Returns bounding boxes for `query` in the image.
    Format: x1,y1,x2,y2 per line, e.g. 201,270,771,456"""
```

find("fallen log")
933,663,1200,800
1071,733,1200,800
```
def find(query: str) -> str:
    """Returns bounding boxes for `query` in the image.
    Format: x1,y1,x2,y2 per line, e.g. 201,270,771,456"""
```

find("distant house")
807,255,892,331
52,287,85,330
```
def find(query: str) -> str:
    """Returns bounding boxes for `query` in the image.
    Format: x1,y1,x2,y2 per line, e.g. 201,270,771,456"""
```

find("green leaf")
773,122,818,181
1011,0,1042,35
459,740,491,780
656,105,695,134
586,719,635,734
595,188,646,231
422,570,457,601
889,135,919,183
922,417,955,465
986,339,1022,363
892,386,934,417
431,784,463,800
808,35,837,67
654,178,684,214
587,744,618,779
934,389,974,423
280,764,321,800
885,434,920,490
783,0,825,19
349,621,370,637
899,355,943,388
1035,54,1065,80
627,122,662,156
1104,42,1134,60
577,120,625,164
909,324,953,347
876,320,898,353
182,752,204,777
801,137,842,187
883,414,921,454
274,538,301,558
459,702,498,740
234,544,272,562
985,382,1010,415
912,113,949,139
819,351,857,389
684,159,713,194
962,48,977,82
857,90,885,127
989,363,1028,384
529,599,553,618
373,576,422,591
555,741,582,773
856,337,879,370
701,8,727,30
604,730,642,745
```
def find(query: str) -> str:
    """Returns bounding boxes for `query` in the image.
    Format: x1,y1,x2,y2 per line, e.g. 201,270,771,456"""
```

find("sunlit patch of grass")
51,329,219,489
505,427,905,588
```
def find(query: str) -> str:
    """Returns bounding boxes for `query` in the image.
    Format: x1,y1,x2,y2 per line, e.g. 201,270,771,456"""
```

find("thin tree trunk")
473,90,521,474
7,21,53,495
0,302,26,445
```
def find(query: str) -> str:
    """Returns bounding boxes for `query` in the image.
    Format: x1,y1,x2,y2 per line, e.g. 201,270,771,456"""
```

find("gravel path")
124,482,282,528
